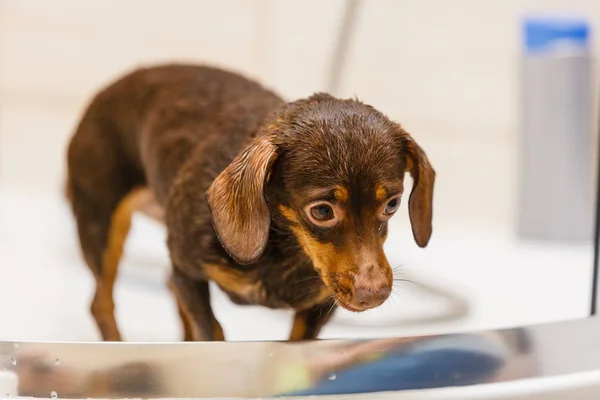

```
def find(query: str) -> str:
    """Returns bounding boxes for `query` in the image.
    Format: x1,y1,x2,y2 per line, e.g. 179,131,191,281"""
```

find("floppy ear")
402,131,436,247
206,138,278,264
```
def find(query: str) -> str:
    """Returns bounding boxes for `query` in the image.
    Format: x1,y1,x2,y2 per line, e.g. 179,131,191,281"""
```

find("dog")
65,64,435,342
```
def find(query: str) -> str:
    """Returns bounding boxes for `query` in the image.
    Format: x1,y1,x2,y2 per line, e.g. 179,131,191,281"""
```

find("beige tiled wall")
1,0,598,235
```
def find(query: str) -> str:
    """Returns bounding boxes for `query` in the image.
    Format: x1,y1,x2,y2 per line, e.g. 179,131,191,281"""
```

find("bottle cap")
523,16,590,54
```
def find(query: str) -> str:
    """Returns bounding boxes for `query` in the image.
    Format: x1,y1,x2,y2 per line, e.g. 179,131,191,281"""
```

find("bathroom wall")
0,0,599,236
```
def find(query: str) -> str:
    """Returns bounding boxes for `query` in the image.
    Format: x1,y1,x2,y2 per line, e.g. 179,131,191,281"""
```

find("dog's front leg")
170,269,224,341
289,300,337,341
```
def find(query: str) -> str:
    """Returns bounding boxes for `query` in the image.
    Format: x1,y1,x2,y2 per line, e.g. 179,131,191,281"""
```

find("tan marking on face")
290,225,338,273
289,221,392,312
375,185,388,201
278,205,299,223
334,186,349,202
289,225,358,306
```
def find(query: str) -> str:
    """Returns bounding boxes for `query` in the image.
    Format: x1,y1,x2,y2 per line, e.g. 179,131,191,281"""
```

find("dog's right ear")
206,138,278,265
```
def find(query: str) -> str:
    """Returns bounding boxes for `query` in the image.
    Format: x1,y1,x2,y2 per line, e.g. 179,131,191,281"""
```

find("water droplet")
54,359,60,366
10,358,16,366
267,352,274,358
328,373,337,380
50,391,58,399
13,343,18,349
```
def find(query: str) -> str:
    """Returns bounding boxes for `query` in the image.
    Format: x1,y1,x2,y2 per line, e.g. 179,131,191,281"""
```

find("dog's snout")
352,264,391,309
353,285,390,309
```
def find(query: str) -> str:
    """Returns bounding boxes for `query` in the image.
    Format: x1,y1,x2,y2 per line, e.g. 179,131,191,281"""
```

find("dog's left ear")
206,138,278,264
399,128,436,247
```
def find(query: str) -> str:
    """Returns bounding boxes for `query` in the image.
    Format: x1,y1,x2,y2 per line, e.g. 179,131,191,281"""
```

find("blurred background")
0,0,598,342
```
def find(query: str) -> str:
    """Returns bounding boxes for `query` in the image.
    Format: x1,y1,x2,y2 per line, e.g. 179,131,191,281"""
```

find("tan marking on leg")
289,299,337,341
176,298,193,341
289,314,308,341
212,316,225,341
91,187,153,341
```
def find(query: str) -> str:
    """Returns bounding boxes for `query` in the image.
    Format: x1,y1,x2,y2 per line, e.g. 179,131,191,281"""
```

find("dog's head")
206,93,435,312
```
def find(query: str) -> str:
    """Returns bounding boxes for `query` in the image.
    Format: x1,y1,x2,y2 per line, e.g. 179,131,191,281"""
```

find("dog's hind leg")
66,115,146,341
67,183,123,340
70,184,155,341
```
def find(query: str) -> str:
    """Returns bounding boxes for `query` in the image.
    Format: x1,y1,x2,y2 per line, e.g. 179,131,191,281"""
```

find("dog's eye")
311,204,334,221
305,202,339,228
384,197,400,215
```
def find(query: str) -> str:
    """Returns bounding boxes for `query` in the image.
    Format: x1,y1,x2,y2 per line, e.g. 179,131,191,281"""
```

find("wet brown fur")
66,64,435,342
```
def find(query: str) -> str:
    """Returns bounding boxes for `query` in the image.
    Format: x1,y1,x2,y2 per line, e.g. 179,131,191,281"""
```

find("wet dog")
66,64,435,341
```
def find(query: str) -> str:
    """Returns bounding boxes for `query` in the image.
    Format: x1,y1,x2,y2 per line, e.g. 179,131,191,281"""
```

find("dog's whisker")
393,278,417,285
391,288,405,300
391,263,407,273
290,276,322,285
292,286,324,300
317,305,324,320
324,301,337,320
321,294,335,307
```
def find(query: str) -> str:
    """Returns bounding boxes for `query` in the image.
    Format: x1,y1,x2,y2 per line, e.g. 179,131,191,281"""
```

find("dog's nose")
352,265,391,309
353,285,390,309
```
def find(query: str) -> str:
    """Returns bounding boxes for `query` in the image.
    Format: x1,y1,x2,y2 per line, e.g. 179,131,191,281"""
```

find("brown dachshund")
65,64,435,342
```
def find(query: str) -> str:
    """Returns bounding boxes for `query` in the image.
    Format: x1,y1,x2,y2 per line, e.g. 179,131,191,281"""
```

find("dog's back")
67,64,283,206
65,64,283,340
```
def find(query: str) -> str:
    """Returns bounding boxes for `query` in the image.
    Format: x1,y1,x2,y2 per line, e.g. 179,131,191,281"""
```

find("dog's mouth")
316,266,389,313
335,297,368,313
325,284,369,313
322,275,390,313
